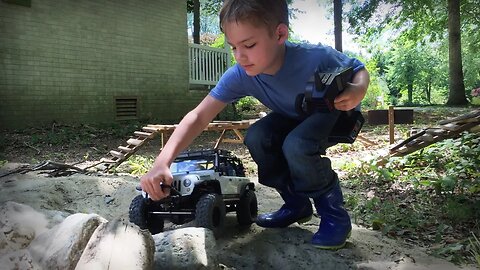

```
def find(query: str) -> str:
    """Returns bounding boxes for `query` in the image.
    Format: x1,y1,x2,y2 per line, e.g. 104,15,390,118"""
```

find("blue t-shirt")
209,41,365,119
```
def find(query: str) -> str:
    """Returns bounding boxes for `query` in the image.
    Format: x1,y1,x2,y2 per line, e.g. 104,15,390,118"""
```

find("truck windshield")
170,159,212,173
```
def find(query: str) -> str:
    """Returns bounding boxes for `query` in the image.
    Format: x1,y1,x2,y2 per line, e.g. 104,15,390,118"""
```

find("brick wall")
0,0,205,129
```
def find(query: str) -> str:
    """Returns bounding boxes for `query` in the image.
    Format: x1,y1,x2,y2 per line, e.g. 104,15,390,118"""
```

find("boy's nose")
234,49,246,61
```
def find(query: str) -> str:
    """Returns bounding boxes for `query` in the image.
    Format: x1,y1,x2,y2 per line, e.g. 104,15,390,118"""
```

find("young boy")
140,0,369,250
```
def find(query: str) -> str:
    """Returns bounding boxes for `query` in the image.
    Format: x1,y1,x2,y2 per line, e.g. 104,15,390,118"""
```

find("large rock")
75,218,155,270
0,201,49,255
0,249,41,270
153,227,218,269
29,213,106,270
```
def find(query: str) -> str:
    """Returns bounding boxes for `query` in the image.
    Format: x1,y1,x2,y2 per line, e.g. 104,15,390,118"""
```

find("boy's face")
224,21,288,76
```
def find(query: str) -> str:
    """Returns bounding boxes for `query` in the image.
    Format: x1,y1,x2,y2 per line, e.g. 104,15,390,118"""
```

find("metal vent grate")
115,97,138,120
2,0,31,7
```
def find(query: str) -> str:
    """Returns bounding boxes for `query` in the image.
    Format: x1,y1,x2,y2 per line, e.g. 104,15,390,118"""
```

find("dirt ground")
0,107,477,269
0,164,473,270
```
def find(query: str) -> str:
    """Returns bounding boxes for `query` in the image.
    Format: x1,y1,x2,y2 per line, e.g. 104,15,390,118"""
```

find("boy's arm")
140,95,227,201
334,68,370,111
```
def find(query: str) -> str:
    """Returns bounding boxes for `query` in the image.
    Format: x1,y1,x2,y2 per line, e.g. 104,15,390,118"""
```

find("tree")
446,0,467,104
333,0,343,52
346,0,474,105
187,0,218,44
187,0,295,45
193,0,200,44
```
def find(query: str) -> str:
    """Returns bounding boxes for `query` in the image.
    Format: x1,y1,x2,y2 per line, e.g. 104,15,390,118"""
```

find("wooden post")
160,132,164,150
388,105,395,144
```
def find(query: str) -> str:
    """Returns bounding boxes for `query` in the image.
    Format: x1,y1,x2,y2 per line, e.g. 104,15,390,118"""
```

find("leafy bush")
469,233,480,267
342,131,480,264
236,97,259,112
125,155,155,176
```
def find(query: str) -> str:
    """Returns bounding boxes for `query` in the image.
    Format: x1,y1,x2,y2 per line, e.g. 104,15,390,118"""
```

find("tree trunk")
424,80,431,104
407,83,413,104
446,0,467,105
426,80,431,104
193,0,200,44
333,0,342,52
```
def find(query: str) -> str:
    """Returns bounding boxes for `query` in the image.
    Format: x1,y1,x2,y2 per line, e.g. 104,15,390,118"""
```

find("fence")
189,43,230,87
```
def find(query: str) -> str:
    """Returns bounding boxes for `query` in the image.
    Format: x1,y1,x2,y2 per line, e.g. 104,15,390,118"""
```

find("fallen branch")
0,160,87,178
23,142,41,154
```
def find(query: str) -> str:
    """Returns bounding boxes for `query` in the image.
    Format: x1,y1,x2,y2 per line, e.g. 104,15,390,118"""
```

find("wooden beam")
388,105,395,144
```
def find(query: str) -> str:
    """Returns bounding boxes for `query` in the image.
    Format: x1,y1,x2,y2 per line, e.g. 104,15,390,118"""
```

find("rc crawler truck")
129,149,257,237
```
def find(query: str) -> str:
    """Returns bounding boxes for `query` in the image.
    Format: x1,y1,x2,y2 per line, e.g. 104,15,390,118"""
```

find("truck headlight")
183,179,192,187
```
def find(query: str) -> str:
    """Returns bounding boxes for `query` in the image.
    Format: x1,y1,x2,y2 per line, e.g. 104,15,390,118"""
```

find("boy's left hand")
333,68,370,111
333,83,365,111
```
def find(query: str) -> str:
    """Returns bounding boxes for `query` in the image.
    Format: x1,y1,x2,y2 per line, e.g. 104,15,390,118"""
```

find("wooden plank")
390,130,426,152
214,129,227,149
418,134,434,142
425,128,446,136
390,121,479,157
109,150,125,159
146,124,177,130
127,138,144,146
388,106,395,144
440,123,461,131
134,131,154,138
100,158,118,163
438,109,480,125
232,129,244,141
142,127,160,133
356,135,376,146
221,138,243,143
118,146,133,152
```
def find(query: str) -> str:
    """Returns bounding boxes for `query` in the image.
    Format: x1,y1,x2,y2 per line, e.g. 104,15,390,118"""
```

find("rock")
75,218,155,270
153,227,218,269
0,201,49,255
0,249,41,270
28,213,106,270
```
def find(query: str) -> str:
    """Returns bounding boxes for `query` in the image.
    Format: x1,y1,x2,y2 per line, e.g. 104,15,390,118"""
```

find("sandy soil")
2,107,478,269
0,160,474,270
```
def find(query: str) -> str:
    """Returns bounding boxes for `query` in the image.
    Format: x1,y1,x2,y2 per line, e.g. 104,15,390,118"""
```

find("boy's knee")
282,135,308,159
244,124,269,148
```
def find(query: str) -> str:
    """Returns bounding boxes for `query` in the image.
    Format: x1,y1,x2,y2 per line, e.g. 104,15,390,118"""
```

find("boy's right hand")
140,163,173,201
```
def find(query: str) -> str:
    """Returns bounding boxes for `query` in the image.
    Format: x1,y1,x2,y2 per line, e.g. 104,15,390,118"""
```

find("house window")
115,97,138,120
2,0,31,7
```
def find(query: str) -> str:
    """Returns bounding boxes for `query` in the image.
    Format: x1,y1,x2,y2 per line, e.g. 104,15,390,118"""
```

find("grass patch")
343,131,480,265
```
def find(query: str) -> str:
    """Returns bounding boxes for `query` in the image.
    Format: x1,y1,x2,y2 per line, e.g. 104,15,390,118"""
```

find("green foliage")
217,103,241,121
236,96,259,112
397,132,480,194
469,233,480,267
361,58,389,110
345,0,478,106
433,242,469,265
342,131,480,264
125,155,155,176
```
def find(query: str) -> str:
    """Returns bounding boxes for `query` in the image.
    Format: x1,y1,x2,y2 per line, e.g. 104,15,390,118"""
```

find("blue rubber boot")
256,187,313,228
312,180,351,250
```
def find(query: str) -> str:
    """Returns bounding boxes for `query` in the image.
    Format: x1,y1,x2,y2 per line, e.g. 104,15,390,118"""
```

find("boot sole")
312,230,351,250
296,214,313,224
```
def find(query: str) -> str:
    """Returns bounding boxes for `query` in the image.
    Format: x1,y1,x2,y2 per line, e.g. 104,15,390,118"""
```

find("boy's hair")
219,0,289,33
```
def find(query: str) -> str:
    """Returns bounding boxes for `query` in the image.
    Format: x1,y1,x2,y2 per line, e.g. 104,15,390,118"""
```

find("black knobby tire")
195,193,226,237
236,189,258,226
129,195,164,235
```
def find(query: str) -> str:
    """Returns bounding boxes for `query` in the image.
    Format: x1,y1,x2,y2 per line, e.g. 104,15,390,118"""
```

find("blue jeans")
244,111,340,198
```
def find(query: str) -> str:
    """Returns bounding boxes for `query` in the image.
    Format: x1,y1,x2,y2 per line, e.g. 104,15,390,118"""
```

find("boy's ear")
276,23,289,43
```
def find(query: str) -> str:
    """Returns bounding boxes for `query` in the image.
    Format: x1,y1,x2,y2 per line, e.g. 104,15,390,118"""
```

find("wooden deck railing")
189,43,230,87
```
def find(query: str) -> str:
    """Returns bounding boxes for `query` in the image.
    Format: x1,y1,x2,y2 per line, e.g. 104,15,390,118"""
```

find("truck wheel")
236,189,258,226
129,195,164,235
195,193,226,238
